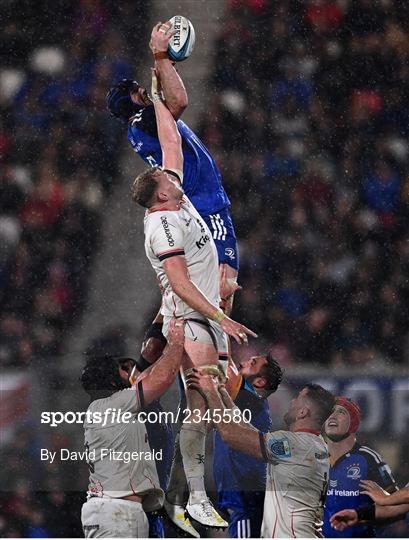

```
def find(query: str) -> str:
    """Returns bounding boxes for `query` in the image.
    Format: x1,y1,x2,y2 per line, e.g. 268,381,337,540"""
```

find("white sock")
179,424,207,504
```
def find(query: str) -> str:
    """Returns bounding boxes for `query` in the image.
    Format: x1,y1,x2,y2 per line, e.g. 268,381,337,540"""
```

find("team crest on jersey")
347,463,361,479
225,247,236,260
269,437,291,458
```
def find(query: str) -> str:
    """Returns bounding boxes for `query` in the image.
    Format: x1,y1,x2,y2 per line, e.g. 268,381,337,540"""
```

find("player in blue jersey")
162,352,283,538
323,396,397,538
213,352,283,538
106,22,239,317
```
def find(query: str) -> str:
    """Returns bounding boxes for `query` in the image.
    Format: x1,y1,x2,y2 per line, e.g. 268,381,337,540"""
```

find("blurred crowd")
0,0,146,371
0,0,148,536
199,0,409,367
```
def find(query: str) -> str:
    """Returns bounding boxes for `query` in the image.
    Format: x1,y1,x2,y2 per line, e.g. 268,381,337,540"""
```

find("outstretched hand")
220,316,257,345
150,21,176,54
330,509,358,531
360,480,390,505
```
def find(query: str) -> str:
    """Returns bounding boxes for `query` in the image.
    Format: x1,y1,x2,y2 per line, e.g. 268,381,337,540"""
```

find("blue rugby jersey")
213,379,272,511
128,106,231,216
323,443,397,538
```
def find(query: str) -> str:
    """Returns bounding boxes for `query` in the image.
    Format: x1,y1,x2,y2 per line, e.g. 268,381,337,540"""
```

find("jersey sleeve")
149,213,185,261
260,430,293,463
110,388,139,414
362,447,398,492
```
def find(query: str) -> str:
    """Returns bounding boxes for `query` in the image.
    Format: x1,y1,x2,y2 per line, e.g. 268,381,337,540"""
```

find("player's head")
106,79,151,122
80,354,136,401
284,384,335,430
238,352,283,397
131,167,184,208
325,396,361,442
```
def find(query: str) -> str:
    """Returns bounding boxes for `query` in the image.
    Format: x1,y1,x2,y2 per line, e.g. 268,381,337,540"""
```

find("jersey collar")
330,441,359,468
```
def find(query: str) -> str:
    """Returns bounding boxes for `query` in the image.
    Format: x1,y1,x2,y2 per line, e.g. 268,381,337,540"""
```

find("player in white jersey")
80,318,184,538
186,370,335,538
131,70,257,528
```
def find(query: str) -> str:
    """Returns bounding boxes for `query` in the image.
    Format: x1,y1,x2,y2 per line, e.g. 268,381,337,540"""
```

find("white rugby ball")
167,15,195,62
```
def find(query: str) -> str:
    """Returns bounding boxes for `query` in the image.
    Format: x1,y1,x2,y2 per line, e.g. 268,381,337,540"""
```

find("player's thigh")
183,322,219,369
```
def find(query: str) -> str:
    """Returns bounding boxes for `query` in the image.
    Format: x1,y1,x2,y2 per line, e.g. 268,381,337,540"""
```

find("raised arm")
133,318,184,408
186,369,265,460
374,503,409,523
149,21,188,119
330,502,409,532
151,70,183,174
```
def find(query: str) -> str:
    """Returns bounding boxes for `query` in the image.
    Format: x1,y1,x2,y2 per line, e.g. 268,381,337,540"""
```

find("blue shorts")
203,208,239,271
227,502,264,538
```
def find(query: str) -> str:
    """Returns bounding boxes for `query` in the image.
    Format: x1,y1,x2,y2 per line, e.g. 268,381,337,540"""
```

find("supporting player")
330,482,409,533
131,69,256,528
80,318,184,538
107,21,239,329
214,353,284,538
186,371,335,538
164,353,284,538
323,397,397,538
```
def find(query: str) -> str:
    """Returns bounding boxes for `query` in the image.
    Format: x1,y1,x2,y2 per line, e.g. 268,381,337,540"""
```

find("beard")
283,411,295,428
325,431,350,442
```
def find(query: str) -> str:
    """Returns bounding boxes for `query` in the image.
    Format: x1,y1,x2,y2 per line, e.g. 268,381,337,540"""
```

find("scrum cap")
106,79,140,122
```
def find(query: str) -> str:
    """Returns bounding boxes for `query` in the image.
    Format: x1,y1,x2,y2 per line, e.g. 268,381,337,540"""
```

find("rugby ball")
168,15,195,62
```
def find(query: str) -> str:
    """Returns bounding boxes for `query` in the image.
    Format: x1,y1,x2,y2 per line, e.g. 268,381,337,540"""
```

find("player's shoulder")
129,106,153,124
145,208,181,226
129,106,157,134
355,444,384,465
355,444,397,487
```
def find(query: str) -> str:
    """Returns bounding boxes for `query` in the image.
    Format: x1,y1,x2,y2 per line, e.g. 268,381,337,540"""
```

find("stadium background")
1,0,409,536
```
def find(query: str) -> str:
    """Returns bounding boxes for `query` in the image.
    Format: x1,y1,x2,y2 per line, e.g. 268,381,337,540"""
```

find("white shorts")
81,497,149,538
163,314,228,359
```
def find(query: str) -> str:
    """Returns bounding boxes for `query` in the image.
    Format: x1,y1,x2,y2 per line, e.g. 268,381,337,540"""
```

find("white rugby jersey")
84,388,163,512
144,195,220,319
260,430,329,538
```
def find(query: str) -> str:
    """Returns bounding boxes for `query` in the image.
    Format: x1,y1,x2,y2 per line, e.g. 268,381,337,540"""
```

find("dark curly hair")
258,352,284,397
80,354,129,402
